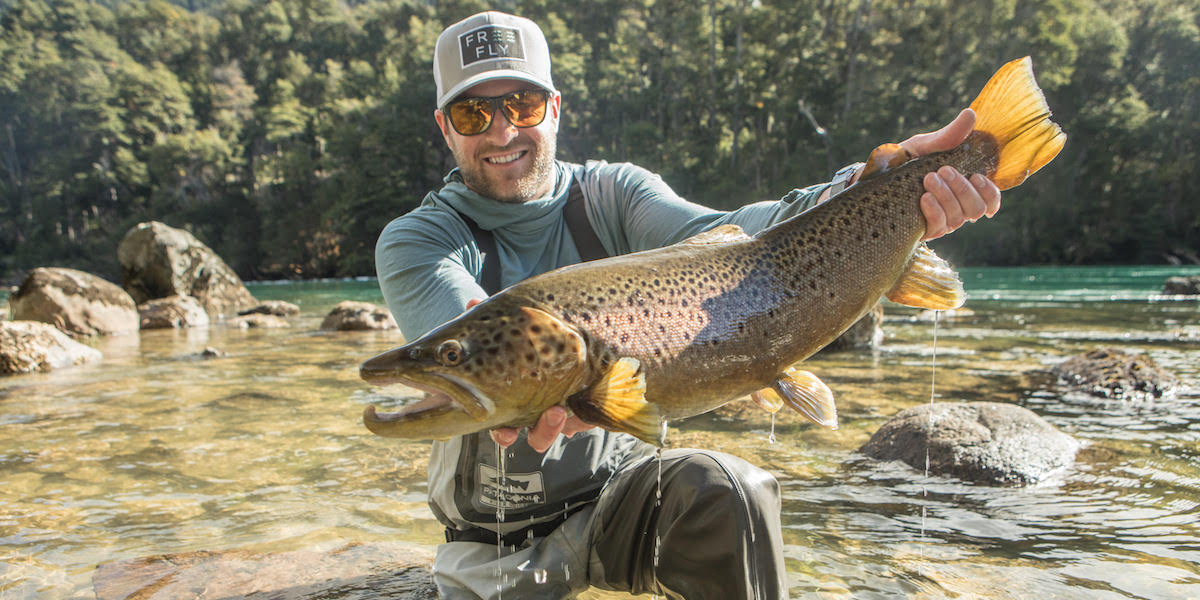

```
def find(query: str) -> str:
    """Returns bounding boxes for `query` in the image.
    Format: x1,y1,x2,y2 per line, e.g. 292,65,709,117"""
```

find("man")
375,11,1000,600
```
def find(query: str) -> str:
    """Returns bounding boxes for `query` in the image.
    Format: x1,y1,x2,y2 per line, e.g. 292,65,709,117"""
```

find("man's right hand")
460,298,597,453
490,406,596,452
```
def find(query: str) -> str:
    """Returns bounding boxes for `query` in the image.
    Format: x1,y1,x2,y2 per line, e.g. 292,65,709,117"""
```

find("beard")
452,135,558,204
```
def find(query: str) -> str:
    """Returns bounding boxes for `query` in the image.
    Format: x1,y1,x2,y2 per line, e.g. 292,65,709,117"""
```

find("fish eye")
437,340,465,366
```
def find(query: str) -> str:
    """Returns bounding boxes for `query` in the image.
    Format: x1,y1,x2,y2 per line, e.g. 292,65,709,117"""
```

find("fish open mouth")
363,373,493,424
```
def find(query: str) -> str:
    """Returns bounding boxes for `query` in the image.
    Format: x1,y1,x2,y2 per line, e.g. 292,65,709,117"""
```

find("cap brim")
438,71,556,109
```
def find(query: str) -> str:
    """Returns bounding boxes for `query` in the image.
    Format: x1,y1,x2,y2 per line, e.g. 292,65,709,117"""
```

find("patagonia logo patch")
478,464,545,510
459,25,525,66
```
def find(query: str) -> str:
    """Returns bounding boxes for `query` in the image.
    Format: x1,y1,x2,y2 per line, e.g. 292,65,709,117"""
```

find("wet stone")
861,401,1079,486
11,267,139,337
1162,275,1200,295
321,301,398,331
0,320,103,375
238,300,301,317
1049,347,1179,400
229,313,291,329
93,542,436,600
819,302,884,353
137,295,210,329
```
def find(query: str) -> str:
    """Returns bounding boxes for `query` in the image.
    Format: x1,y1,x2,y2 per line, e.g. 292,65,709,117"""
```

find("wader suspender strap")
457,178,609,296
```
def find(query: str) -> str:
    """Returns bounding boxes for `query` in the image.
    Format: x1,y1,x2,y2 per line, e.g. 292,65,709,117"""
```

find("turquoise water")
1,266,1197,598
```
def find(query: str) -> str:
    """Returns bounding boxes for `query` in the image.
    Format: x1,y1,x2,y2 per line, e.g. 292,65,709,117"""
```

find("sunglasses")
445,89,552,136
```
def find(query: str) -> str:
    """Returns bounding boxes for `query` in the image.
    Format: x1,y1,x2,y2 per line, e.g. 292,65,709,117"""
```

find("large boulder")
1,321,103,375
137,295,210,330
321,301,398,331
117,221,257,316
10,267,139,337
93,542,436,600
1163,275,1200,295
861,401,1079,485
1050,347,1179,400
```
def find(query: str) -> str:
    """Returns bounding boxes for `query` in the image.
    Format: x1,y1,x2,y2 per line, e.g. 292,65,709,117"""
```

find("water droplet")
535,569,548,584
768,413,777,444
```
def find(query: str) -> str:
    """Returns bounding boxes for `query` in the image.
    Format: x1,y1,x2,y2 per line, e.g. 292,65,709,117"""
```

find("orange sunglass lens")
448,99,493,135
502,91,548,127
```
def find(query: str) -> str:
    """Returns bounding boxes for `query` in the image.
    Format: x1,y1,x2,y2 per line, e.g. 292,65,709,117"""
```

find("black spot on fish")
530,325,542,334
620,333,629,343
524,353,535,362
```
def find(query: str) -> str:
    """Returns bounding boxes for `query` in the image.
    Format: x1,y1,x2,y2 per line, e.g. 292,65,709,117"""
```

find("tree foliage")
1,0,1197,281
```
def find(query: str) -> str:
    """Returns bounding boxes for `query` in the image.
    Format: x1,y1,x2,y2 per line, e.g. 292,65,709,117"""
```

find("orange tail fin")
969,57,1067,190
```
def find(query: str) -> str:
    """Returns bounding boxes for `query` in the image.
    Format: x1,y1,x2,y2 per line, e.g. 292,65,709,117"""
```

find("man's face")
435,79,561,203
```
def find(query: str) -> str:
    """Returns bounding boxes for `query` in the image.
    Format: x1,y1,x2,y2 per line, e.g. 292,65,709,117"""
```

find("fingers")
524,406,568,453
901,109,976,157
466,298,483,310
490,427,520,447
920,167,1001,241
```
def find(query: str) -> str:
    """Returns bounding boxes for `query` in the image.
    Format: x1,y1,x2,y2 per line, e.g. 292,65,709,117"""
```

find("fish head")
360,299,590,439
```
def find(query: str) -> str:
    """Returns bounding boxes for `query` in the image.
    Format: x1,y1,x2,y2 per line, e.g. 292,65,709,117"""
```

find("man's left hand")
901,108,1002,240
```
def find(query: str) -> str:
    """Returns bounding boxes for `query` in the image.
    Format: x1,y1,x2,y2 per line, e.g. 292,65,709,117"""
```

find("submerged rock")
820,302,883,352
860,401,1078,485
1,321,103,375
1050,347,1179,400
93,542,436,600
1162,275,1200,295
10,267,139,337
321,301,398,331
118,221,257,316
230,313,290,328
238,300,301,317
137,295,210,329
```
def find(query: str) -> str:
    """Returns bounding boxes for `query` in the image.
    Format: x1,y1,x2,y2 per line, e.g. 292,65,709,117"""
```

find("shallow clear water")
1,267,1197,598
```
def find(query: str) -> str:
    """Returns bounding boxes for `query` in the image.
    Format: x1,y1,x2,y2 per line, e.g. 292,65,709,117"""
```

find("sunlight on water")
1,268,1198,598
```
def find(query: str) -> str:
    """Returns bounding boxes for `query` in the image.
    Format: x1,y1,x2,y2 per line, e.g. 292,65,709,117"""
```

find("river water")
1,266,1197,599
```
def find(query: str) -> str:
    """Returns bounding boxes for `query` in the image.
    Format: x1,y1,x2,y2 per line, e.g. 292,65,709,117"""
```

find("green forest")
1,0,1197,283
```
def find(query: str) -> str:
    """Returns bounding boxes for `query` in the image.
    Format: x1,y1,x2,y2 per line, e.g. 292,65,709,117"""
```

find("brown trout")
360,57,1066,445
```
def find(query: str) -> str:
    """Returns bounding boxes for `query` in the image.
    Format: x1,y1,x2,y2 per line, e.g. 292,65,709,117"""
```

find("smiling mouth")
486,150,526,165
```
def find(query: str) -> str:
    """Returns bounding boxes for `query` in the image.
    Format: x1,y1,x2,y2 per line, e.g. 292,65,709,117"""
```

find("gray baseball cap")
434,11,556,109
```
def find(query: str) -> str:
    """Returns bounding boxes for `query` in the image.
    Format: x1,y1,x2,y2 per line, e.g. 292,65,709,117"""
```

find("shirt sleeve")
581,162,832,254
375,208,487,341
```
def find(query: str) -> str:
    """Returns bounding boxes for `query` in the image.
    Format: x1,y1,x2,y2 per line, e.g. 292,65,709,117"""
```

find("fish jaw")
360,345,499,438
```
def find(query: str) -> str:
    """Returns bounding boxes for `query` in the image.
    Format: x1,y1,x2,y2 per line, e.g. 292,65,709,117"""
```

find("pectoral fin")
567,357,664,446
774,367,838,429
885,244,966,310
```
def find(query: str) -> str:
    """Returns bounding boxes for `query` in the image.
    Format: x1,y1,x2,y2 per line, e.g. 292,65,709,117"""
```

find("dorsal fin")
678,224,751,246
